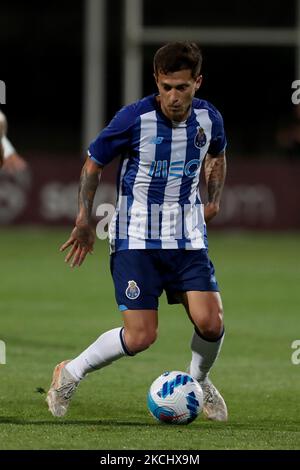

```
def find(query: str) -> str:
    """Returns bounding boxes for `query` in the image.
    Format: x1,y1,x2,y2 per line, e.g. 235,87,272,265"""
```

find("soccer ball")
147,371,203,425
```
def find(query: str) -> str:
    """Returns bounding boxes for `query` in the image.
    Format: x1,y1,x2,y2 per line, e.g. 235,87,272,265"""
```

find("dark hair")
153,42,202,79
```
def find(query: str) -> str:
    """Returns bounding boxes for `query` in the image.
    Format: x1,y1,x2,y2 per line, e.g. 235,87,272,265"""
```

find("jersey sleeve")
2,136,16,159
207,108,227,156
88,104,137,166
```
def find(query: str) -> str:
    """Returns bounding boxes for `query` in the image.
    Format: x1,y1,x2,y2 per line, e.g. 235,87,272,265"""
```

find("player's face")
155,69,202,122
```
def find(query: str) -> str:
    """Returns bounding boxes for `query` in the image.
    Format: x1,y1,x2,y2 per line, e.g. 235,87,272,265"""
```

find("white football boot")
201,379,228,422
46,360,79,417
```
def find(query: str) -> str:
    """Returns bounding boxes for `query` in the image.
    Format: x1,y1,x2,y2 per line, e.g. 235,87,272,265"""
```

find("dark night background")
0,0,297,158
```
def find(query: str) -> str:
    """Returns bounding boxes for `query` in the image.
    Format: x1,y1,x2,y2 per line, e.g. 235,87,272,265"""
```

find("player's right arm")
61,103,137,267
60,157,102,267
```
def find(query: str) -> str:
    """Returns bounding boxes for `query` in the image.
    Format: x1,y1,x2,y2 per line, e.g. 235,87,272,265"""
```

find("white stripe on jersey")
161,124,187,249
128,110,157,249
109,156,129,249
186,109,212,249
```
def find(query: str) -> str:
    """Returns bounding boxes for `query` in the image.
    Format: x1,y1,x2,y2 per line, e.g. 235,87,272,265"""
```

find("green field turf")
0,228,299,450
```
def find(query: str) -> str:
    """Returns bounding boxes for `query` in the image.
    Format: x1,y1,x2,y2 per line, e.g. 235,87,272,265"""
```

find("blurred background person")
0,110,28,174
0,112,4,167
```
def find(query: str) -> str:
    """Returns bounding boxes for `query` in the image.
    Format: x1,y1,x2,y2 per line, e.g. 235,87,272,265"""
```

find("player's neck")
155,96,191,123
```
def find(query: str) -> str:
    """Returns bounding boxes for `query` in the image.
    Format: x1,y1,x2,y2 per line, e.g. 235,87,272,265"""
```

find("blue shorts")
110,249,219,311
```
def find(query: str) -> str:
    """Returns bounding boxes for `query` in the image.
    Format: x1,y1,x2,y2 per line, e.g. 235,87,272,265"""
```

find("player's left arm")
204,151,226,223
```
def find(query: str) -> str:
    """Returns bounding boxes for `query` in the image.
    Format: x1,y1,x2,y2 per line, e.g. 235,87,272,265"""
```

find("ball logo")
194,126,207,149
125,280,140,300
158,373,194,398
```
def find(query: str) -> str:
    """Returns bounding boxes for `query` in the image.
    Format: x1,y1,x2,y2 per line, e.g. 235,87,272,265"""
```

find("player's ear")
153,73,158,86
195,75,203,90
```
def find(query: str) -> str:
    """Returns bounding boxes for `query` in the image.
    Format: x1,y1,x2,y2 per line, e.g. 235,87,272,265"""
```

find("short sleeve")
88,104,137,166
2,136,16,159
207,109,227,156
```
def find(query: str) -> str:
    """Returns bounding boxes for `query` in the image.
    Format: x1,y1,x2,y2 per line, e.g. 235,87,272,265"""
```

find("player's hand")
204,202,220,223
60,224,95,268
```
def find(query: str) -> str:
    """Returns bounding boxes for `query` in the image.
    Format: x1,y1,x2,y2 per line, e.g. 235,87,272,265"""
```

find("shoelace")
203,384,215,404
56,382,78,400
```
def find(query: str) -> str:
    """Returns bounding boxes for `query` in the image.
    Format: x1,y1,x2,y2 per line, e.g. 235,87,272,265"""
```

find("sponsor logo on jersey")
150,136,164,145
148,159,201,178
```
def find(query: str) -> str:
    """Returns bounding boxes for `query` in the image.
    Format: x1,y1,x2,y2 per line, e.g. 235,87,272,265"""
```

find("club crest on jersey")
125,280,140,300
194,127,207,149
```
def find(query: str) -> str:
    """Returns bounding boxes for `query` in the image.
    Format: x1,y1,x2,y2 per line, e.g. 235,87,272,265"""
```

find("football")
147,371,203,424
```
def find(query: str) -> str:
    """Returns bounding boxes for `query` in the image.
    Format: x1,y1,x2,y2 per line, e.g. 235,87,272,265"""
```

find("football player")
46,42,228,422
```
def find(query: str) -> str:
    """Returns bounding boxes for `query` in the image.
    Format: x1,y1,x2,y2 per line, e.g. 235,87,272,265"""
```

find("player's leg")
46,309,158,417
182,291,224,382
122,309,158,353
46,325,130,417
164,249,227,421
65,309,157,379
182,291,227,421
184,290,223,338
46,250,162,417
46,310,157,417
66,308,158,381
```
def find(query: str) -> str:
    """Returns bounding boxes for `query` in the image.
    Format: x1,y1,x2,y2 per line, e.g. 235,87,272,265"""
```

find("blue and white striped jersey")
88,94,226,252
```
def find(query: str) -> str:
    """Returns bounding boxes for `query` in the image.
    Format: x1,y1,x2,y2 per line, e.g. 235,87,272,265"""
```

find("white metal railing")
83,0,106,149
123,0,300,104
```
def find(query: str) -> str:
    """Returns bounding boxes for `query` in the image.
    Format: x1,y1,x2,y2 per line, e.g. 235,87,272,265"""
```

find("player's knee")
125,329,157,353
200,324,223,340
196,307,224,340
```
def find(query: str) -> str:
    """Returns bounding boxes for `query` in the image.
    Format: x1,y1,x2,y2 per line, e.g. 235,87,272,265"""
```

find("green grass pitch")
0,228,299,450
